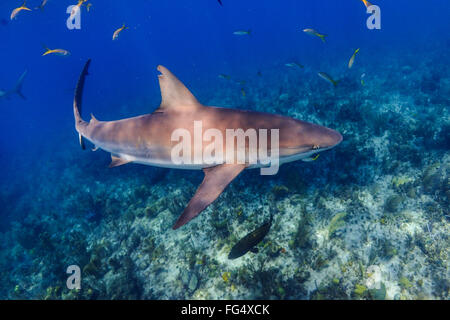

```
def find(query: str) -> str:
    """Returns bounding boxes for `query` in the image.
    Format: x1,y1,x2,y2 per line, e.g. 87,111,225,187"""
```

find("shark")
0,70,27,100
74,59,342,229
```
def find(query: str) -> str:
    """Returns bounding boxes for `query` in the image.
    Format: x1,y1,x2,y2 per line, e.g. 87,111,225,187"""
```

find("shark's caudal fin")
173,164,246,229
74,59,91,150
14,70,27,99
155,65,201,112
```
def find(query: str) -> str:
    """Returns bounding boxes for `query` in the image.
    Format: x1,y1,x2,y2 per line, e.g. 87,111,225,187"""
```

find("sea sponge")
384,195,403,213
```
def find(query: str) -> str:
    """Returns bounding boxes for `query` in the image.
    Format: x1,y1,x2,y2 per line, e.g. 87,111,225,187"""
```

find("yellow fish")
240,88,246,97
10,1,31,20
360,0,373,8
348,48,360,69
42,48,71,56
303,28,327,43
113,24,128,40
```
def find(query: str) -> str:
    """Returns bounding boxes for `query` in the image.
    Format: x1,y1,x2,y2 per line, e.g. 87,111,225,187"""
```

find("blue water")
0,0,449,299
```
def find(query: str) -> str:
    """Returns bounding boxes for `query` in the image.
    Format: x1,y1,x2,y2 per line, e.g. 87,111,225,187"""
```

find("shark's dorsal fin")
156,65,201,112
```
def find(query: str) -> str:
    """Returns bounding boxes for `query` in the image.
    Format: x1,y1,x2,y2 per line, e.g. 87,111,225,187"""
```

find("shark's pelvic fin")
173,163,246,229
109,155,131,168
156,65,201,112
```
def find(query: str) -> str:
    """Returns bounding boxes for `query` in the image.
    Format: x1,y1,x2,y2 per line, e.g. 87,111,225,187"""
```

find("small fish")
360,73,366,86
113,24,128,40
217,0,223,6
218,74,231,80
348,48,360,69
302,154,320,162
240,88,246,97
228,215,273,259
257,71,262,77
318,72,339,86
10,1,31,20
360,0,373,8
285,62,304,69
36,0,49,10
68,1,85,20
86,3,92,12
236,80,246,86
42,48,71,56
303,28,327,43
233,30,251,36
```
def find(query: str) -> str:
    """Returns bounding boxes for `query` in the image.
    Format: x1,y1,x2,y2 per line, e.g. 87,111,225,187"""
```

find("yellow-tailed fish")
360,0,373,8
69,0,86,20
318,72,339,87
233,30,251,36
285,62,304,69
10,1,31,20
241,88,246,97
113,24,128,40
348,48,360,69
218,74,231,80
301,154,320,162
86,3,92,12
42,48,71,56
303,28,327,43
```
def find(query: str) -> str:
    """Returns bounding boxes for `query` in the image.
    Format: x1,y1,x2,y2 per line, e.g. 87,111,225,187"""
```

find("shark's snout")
327,129,343,147
297,122,343,150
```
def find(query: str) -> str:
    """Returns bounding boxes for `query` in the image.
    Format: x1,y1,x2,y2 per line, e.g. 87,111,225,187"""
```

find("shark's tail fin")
14,70,27,99
74,59,91,150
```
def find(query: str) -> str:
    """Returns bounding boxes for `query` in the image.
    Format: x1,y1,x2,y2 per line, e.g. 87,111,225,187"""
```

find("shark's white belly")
112,148,324,170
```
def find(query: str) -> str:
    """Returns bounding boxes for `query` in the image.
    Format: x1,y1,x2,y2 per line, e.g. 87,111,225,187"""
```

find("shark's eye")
312,145,320,150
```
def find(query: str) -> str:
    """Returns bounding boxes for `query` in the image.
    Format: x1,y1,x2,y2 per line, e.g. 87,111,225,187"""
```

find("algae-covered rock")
271,185,289,200
354,284,368,298
384,195,403,213
399,276,413,289
368,282,386,300
188,274,199,292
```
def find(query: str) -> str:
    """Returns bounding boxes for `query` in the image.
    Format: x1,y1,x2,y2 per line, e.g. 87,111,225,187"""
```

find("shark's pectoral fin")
173,163,247,230
109,155,131,168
